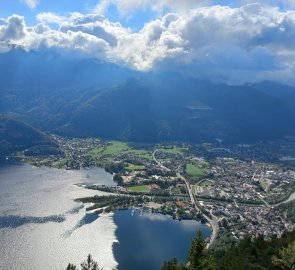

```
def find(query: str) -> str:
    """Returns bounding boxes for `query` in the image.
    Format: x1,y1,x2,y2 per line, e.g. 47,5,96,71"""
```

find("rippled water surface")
0,163,117,270
0,163,211,270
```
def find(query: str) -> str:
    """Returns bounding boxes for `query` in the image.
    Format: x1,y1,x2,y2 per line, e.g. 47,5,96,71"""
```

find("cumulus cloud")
0,14,110,59
37,12,127,47
0,15,27,41
2,3,295,84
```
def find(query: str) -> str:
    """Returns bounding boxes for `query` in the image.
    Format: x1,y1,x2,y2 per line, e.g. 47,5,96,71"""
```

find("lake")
0,163,211,270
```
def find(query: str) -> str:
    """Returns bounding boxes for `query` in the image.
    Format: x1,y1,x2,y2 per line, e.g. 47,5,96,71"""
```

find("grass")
88,141,153,160
88,141,129,158
128,185,150,192
158,146,188,155
200,161,210,167
186,163,206,178
129,149,153,160
125,164,145,171
103,141,129,155
200,180,212,187
89,148,104,158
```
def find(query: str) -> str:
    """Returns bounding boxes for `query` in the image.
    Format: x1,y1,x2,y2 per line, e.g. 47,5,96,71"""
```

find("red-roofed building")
176,201,186,208
150,184,160,189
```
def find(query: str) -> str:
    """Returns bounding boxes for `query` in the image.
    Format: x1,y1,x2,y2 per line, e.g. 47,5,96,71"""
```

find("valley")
6,134,295,249
2,2,295,269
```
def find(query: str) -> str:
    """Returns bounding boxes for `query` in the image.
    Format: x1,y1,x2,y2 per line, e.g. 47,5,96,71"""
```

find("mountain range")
1,49,295,144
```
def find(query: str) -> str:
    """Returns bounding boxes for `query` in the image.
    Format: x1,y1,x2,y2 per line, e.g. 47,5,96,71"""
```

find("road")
176,165,219,248
259,195,271,208
273,190,295,207
152,150,171,171
153,151,219,248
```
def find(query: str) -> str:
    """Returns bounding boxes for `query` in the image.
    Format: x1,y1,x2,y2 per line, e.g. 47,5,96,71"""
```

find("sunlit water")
0,163,117,270
0,163,211,270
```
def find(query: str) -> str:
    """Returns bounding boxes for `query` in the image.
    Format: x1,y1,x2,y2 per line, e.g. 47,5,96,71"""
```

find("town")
19,135,295,247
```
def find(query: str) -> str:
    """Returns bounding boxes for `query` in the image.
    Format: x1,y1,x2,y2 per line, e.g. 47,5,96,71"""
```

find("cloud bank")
1,3,295,85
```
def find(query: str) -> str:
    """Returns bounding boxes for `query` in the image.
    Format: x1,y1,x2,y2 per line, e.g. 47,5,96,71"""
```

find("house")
150,184,160,190
176,201,186,208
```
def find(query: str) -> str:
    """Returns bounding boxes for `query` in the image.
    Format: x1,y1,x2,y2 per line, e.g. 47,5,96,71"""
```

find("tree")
162,258,179,270
188,229,206,270
162,258,187,270
66,263,77,270
162,229,216,270
66,254,102,270
81,254,101,270
272,241,295,270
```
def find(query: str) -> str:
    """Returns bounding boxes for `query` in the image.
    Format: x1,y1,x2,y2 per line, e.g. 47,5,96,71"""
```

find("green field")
125,164,145,170
88,141,153,160
128,185,150,192
158,146,188,155
88,141,129,158
128,149,153,159
103,141,129,155
186,163,206,178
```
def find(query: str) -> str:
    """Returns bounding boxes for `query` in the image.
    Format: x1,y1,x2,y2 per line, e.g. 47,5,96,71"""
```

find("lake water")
113,210,211,270
0,163,211,270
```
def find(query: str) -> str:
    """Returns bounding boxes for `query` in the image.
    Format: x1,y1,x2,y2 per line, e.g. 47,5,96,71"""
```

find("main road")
152,149,171,172
152,149,219,248
176,167,219,248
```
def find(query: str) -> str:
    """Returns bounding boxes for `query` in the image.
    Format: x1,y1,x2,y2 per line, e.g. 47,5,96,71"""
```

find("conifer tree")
66,263,77,270
188,229,206,270
81,254,101,270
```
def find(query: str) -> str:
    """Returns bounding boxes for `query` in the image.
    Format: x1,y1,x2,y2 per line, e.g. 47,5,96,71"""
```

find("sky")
1,0,295,85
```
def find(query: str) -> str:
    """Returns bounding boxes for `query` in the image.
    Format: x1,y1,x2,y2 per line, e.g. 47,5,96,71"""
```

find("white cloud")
2,3,295,84
94,0,295,18
233,0,295,9
34,23,51,34
0,15,27,41
94,0,211,17
22,0,38,9
36,12,67,25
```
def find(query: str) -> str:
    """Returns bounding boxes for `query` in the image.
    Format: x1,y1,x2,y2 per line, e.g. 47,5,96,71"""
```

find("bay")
0,163,211,270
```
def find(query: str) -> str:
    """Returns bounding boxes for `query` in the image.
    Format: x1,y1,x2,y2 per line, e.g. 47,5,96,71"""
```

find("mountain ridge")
0,115,60,160
1,50,295,143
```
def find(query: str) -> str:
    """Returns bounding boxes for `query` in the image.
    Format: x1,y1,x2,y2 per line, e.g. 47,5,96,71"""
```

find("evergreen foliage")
162,230,295,270
66,254,102,270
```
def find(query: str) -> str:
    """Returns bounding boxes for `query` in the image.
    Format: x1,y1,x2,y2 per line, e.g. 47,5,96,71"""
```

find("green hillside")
0,115,60,160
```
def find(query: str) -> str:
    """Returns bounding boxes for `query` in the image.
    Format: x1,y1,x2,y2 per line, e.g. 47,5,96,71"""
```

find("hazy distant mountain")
0,49,136,89
0,116,60,160
1,50,295,143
